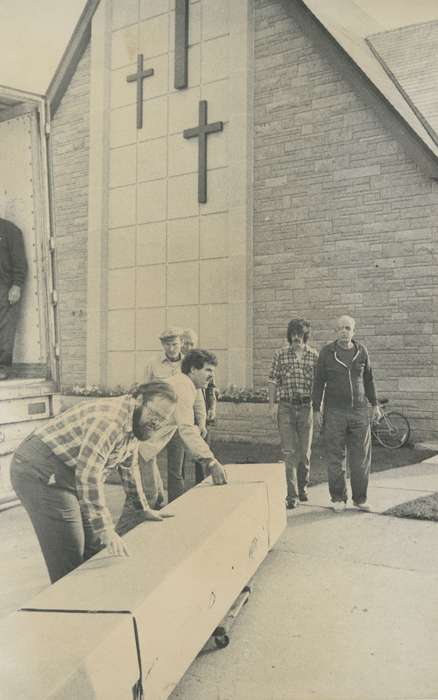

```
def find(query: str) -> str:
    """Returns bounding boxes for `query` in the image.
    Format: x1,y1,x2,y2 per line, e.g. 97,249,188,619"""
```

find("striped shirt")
33,395,148,537
269,345,318,401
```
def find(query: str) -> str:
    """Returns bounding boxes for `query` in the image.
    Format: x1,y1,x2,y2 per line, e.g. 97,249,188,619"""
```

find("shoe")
332,501,346,513
0,370,8,380
299,492,309,502
353,501,371,512
286,498,298,510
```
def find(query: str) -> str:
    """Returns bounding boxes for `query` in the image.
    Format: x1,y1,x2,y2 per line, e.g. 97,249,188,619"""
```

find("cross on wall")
184,101,223,204
126,54,154,130
125,11,225,204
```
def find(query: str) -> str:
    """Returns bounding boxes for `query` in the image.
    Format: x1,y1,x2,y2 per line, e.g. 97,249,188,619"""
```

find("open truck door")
0,96,59,507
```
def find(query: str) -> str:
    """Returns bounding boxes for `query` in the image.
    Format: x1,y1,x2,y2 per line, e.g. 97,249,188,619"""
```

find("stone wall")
252,0,438,439
96,0,251,390
51,45,91,387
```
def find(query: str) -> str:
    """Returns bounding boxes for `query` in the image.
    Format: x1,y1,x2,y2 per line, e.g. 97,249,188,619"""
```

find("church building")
1,0,438,499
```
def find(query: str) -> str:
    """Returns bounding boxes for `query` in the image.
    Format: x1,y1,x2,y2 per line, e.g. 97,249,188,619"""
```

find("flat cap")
159,327,183,340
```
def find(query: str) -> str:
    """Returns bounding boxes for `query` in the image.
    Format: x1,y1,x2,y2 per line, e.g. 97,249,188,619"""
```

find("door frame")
0,86,59,385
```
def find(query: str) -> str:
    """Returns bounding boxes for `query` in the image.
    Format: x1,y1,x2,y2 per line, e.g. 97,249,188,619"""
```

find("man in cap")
144,327,204,502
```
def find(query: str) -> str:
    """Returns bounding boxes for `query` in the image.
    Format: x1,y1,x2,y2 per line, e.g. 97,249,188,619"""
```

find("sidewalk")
2,459,438,699
171,457,438,700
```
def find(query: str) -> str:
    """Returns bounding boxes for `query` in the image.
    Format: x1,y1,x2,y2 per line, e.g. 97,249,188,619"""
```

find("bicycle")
371,398,411,449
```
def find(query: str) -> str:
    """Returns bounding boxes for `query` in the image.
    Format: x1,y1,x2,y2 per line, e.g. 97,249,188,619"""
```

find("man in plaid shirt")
268,319,318,508
10,382,177,583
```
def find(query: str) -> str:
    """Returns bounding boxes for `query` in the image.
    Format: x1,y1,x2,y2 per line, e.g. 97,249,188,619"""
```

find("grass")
210,439,438,521
385,493,438,521
210,439,436,488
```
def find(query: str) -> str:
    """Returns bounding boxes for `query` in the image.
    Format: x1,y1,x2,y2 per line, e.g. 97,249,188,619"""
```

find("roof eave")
47,0,100,117
285,0,438,179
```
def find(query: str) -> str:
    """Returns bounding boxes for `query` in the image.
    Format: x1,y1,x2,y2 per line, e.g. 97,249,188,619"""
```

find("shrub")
218,385,268,404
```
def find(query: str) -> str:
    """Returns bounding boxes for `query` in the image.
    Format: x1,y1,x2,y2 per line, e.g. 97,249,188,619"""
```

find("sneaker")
353,501,371,512
299,492,309,502
286,498,299,510
332,501,346,513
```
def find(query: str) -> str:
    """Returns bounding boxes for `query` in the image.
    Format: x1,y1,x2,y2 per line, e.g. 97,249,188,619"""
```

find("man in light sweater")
117,349,227,533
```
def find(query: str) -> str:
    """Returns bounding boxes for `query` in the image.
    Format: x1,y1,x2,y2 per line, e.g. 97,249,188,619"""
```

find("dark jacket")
0,218,27,287
312,340,377,412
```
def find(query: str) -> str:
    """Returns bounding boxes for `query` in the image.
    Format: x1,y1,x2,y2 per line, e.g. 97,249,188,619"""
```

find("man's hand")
209,460,228,485
200,425,208,439
100,531,130,557
142,508,175,522
8,285,21,304
371,405,383,423
270,404,278,425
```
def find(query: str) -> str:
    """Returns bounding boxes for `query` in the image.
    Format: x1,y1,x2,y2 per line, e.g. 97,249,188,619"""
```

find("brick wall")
252,0,438,439
51,45,90,387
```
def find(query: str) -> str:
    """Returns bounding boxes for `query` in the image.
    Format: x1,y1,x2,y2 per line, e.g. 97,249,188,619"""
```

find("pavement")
2,458,438,699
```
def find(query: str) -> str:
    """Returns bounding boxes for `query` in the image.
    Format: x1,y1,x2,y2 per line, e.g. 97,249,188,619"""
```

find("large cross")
126,54,154,129
183,100,223,203
174,0,189,89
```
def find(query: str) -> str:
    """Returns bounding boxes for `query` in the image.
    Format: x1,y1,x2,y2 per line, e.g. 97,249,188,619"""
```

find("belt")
284,397,311,405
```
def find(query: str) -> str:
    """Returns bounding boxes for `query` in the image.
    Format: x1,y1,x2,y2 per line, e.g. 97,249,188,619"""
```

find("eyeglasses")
146,408,169,427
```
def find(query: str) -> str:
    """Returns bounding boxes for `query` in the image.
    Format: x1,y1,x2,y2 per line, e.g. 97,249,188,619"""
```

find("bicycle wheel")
372,411,410,449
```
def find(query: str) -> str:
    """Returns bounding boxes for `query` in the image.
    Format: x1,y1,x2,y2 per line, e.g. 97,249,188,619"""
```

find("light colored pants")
277,402,313,502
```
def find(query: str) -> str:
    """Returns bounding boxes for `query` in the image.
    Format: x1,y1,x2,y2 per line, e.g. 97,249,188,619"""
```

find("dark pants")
166,431,186,502
0,284,21,369
194,428,212,484
10,435,103,583
277,402,313,502
323,407,371,504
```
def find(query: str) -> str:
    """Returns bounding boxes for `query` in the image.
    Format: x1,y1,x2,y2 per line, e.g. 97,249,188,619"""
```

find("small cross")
183,100,223,203
126,54,154,129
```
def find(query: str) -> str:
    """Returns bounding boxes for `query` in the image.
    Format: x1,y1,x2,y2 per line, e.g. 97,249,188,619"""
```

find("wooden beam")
47,0,101,116
174,0,189,89
0,464,286,699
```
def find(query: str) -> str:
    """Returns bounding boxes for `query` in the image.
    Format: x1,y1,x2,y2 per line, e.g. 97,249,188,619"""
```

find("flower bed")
61,385,277,445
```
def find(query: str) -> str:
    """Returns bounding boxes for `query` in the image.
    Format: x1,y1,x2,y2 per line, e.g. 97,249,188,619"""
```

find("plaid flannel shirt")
269,345,318,401
33,395,148,537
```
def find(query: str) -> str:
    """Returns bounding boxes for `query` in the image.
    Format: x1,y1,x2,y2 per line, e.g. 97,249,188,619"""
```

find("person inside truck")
0,196,27,380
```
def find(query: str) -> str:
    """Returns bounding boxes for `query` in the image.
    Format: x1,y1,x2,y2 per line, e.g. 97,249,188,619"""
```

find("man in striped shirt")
269,319,318,509
10,382,177,583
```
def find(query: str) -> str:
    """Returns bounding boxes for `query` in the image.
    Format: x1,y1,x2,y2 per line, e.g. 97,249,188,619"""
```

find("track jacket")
312,340,377,412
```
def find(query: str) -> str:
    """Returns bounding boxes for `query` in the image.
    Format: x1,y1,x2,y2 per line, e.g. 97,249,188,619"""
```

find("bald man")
312,315,381,513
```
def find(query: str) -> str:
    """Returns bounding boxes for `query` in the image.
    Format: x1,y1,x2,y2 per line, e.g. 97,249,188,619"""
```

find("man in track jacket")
312,315,381,512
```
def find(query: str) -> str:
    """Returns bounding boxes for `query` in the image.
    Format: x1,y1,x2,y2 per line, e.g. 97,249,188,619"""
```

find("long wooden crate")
0,463,286,699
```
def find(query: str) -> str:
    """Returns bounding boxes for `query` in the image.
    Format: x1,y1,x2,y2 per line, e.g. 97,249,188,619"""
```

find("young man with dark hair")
269,319,318,509
10,382,177,583
181,329,218,484
130,350,227,510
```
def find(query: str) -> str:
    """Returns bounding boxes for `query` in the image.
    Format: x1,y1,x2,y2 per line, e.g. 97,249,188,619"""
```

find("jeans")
277,402,313,502
10,435,103,583
323,407,371,504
